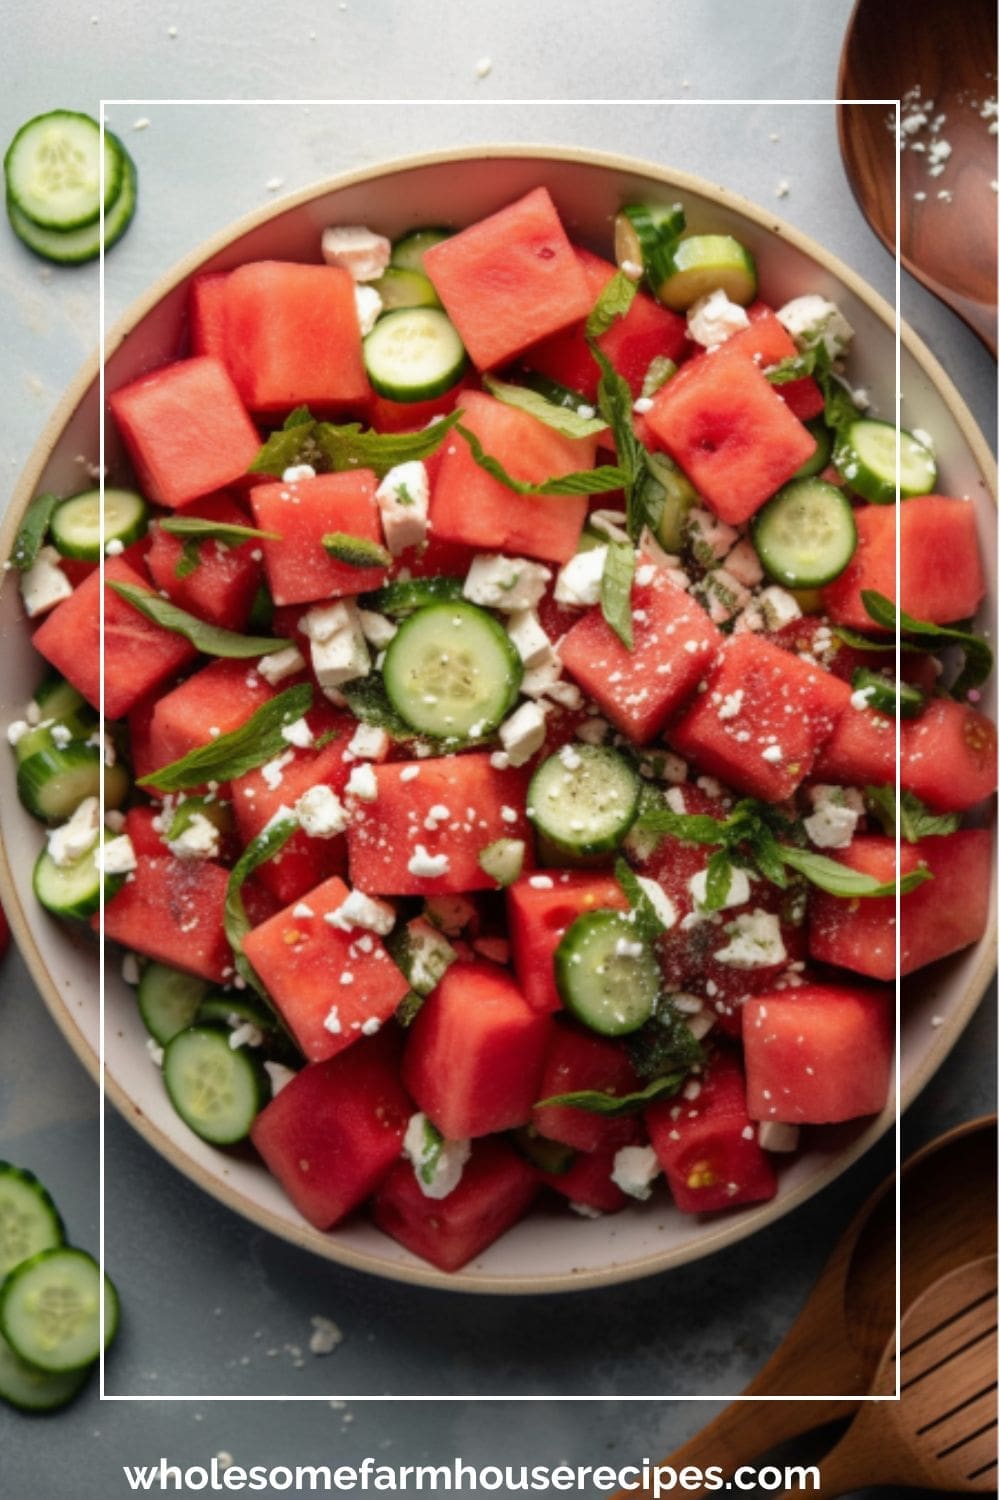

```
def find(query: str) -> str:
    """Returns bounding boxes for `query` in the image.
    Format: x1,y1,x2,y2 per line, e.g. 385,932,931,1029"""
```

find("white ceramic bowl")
0,147,995,1294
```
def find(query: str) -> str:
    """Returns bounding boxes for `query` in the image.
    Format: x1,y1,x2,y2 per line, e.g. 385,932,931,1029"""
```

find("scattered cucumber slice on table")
0,1330,89,1412
614,201,686,283
527,745,641,856
371,266,441,311
32,830,126,920
383,600,522,738
17,742,129,823
792,417,833,479
0,1247,117,1373
555,909,660,1036
363,307,467,401
4,110,121,231
832,418,937,504
6,130,137,265
752,477,857,588
49,487,148,562
650,233,757,310
390,226,452,273
137,964,211,1047
162,1027,269,1146
0,1163,65,1279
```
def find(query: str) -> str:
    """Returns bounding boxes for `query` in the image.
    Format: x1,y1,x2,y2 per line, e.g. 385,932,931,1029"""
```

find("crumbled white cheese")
308,1316,344,1356
375,463,429,556
403,1112,471,1200
685,507,739,567
757,586,802,631
51,723,72,748
553,546,607,607
636,875,677,930
282,464,317,484
758,1120,800,1153
505,608,554,669
260,748,295,791
6,720,30,746
146,1038,165,1068
464,554,552,612
776,295,854,361
723,538,765,589
321,224,392,282
405,916,458,994
347,723,389,761
714,910,787,969
803,785,862,850
258,645,305,685
166,812,220,861
358,609,397,649
295,784,349,837
229,1021,264,1051
689,864,751,912
407,845,450,878
354,283,383,335
850,685,876,712
686,289,751,349
345,763,378,802
519,655,564,701
105,538,124,557
96,833,138,876
21,546,72,618
588,508,630,544
323,1006,343,1036
47,797,100,867
121,952,141,986
302,601,370,690
498,700,548,767
611,1144,661,1202
281,717,314,749
325,889,395,936
264,1060,297,1096
694,567,751,625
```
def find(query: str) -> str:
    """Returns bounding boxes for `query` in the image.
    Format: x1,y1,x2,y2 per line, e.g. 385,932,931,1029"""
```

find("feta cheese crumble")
403,1112,471,1200
554,546,606,607
21,546,72,618
320,224,392,282
166,812,221,861
611,1144,661,1201
686,289,750,349
295,784,349,837
47,797,100,867
714,910,786,969
257,645,305,685
498,700,548,767
407,845,450,879
776,295,854,361
325,889,395,936
463,554,552,612
375,463,430,556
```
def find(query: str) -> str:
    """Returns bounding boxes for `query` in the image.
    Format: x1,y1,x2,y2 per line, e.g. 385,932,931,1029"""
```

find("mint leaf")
108,581,290,660
416,1117,445,1187
864,786,961,843
12,492,59,571
704,850,738,910
339,676,413,740
600,538,635,649
321,532,393,569
159,517,280,546
614,857,666,941
627,1006,705,1080
283,405,313,429
225,814,299,1001
139,683,313,790
850,667,925,719
395,990,426,1029
535,1072,686,1117
861,590,993,699
764,350,821,385
482,374,607,439
585,270,638,339
833,624,920,655
456,423,627,496
249,410,463,479
779,843,932,897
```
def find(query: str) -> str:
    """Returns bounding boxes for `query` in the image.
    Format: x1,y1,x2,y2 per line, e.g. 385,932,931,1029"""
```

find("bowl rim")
0,142,995,1298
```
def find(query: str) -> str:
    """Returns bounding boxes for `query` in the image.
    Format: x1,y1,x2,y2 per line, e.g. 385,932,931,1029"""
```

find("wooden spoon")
837,0,998,354
611,1116,996,1500
771,1255,998,1496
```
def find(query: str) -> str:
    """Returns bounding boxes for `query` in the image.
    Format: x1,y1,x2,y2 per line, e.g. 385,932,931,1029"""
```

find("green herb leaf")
585,270,639,339
249,409,464,479
224,814,299,1000
614,857,665,941
850,667,925,719
779,842,932,897
764,350,821,385
159,517,281,546
535,1072,686,1117
631,797,731,845
339,676,414,739
360,575,465,617
482,374,607,439
456,423,627,496
704,850,737,910
627,1006,705,1081
861,590,994,698
12,492,60,571
108,581,290,660
864,785,961,843
139,683,313,790
321,532,393,569
822,375,863,434
416,1116,445,1186
283,405,313,430
600,538,635,649
833,624,919,655
395,990,426,1029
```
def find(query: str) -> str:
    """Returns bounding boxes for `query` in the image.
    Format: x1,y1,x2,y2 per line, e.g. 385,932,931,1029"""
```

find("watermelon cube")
808,830,993,980
146,658,275,774
644,352,817,524
188,272,229,360
109,356,261,510
744,982,893,1124
346,753,533,897
559,564,722,742
646,1051,777,1214
144,492,264,631
901,698,998,812
98,855,232,982
429,391,593,565
668,634,851,801
811,702,897,787
32,557,197,720
423,188,593,370
532,1023,640,1152
401,961,553,1138
539,1139,637,1214
250,471,388,606
223,261,369,413
372,1140,540,1272
507,870,627,1013
250,1033,411,1230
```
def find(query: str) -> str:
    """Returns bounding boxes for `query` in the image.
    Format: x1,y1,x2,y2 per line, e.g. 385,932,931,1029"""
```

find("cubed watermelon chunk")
223,261,369,413
507,870,627,1014
250,470,388,606
188,272,229,360
347,753,533,896
822,497,986,628
146,658,275,774
559,564,722,742
372,1139,540,1271
32,557,197,720
532,1023,640,1152
808,830,993,980
901,698,998,812
250,1033,411,1229
668,634,850,801
423,188,593,370
539,1139,636,1214
144,492,264,631
811,702,897,787
646,1051,777,1214
401,961,553,1138
644,352,816,524
109,356,261,510
429,391,593,565
744,981,893,1124
98,854,232,982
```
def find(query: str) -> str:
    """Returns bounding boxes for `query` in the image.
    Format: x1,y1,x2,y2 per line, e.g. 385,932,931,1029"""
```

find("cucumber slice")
195,995,275,1035
792,418,833,479
371,266,441,311
0,1164,64,1279
4,111,122,231
363,307,466,402
32,831,125,921
515,371,591,413
832,418,937,504
383,600,522,739
17,743,129,823
614,202,686,285
510,1127,576,1175
7,137,137,265
0,1329,89,1412
527,745,641,856
751,478,857,589
555,909,660,1036
49,487,148,562
390,227,452,273
33,675,91,724
162,1027,269,1145
642,451,700,553
851,668,926,720
137,964,211,1047
0,1248,118,1373
478,837,526,888
361,575,464,618
651,234,757,311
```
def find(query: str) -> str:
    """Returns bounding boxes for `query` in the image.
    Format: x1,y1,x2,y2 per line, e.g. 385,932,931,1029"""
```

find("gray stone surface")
0,3,995,1493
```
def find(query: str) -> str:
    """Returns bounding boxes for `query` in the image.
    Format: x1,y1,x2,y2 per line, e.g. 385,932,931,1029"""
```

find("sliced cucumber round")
361,575,464,618
792,418,833,479
516,370,592,413
832,418,937,504
162,1027,269,1145
651,234,757,311
137,964,211,1047
32,831,125,921
17,743,129,823
614,201,686,285
363,307,466,401
752,478,857,589
0,1247,118,1373
33,675,91,724
643,451,700,553
527,745,641,856
371,266,441,312
49,487,148,562
4,111,122,231
0,1163,65,1280
196,995,275,1034
390,227,453,273
7,139,137,266
383,600,522,738
555,909,660,1036
0,1329,89,1412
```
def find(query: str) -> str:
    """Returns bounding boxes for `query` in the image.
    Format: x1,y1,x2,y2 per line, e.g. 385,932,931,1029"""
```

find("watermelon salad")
6,185,996,1274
